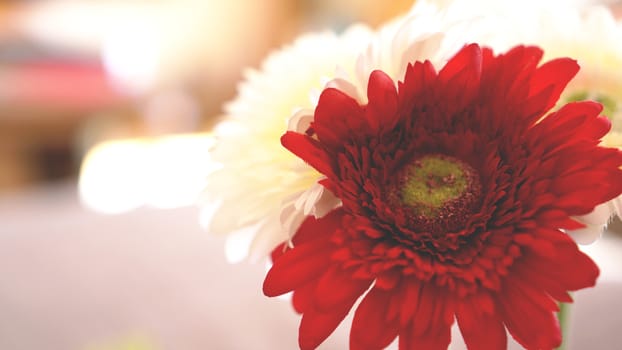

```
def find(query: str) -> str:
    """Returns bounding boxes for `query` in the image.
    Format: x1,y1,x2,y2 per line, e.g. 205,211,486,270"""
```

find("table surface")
0,183,620,350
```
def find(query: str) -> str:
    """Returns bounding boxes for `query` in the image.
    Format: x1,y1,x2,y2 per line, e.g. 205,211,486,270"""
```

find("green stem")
557,302,570,350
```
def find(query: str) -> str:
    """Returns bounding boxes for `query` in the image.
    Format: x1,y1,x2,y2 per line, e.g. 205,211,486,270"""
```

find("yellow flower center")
390,154,482,232
400,155,469,215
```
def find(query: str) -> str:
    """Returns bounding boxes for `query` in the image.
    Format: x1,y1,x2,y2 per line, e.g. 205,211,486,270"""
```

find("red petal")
397,279,422,327
498,277,562,349
399,290,453,350
480,45,543,126
456,296,507,350
411,283,436,336
399,323,452,350
527,57,579,116
543,101,606,139
263,239,333,297
504,273,559,312
366,70,398,133
292,282,315,314
314,87,366,148
273,210,346,273
350,287,399,350
503,46,543,97
437,43,482,112
521,84,555,124
264,209,348,296
313,265,372,312
438,43,482,84
299,304,353,350
295,208,347,245
281,131,335,178
521,243,599,291
514,265,574,303
529,101,604,152
399,60,436,107
270,242,287,262
375,269,401,290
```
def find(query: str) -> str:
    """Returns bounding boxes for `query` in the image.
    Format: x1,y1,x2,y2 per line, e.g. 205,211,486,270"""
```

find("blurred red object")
0,60,127,115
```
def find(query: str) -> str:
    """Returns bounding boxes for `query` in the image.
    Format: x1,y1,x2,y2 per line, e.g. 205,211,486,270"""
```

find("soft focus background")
0,0,621,349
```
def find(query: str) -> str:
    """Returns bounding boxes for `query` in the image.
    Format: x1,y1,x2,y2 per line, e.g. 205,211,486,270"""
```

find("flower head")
264,44,622,349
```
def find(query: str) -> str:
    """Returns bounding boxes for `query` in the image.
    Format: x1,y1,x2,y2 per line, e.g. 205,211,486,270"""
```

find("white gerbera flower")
200,26,373,261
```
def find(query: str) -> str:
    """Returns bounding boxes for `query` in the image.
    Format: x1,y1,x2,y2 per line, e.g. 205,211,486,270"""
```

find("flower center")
391,154,482,232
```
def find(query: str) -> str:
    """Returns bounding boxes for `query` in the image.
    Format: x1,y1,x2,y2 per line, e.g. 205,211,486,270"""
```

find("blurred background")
0,0,621,349
0,0,416,196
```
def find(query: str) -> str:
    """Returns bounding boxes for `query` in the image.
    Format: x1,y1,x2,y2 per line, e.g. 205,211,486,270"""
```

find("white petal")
397,32,444,78
311,187,342,218
247,213,288,262
287,108,314,132
326,77,362,102
567,224,606,245
613,196,622,218
224,225,257,264
292,182,342,218
576,202,616,226
280,201,307,241
293,186,321,215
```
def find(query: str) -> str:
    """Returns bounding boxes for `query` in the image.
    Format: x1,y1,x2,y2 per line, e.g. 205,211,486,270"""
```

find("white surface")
0,183,621,350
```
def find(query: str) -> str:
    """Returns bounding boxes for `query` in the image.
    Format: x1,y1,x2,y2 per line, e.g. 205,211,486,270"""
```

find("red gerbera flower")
263,44,622,350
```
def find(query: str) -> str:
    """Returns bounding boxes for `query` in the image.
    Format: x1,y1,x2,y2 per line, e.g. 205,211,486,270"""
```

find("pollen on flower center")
401,155,468,211
390,154,482,232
